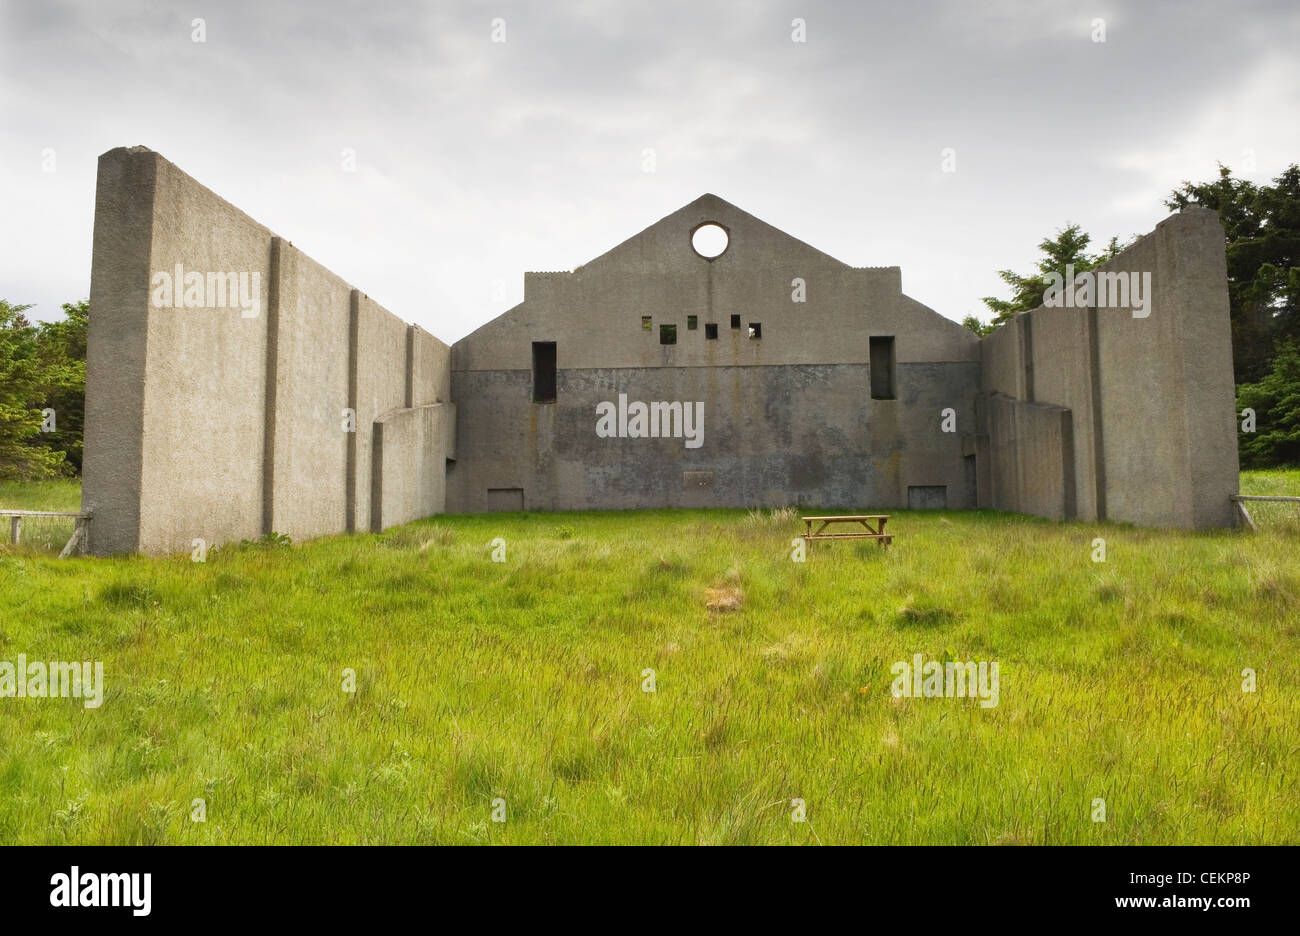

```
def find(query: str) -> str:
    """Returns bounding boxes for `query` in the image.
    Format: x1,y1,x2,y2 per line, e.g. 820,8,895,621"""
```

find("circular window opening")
691,223,729,259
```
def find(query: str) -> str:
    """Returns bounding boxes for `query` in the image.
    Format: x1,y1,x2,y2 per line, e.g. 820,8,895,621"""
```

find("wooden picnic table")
801,514,891,546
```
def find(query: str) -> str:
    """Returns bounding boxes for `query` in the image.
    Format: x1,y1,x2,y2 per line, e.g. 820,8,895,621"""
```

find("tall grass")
0,477,1295,844
0,480,81,554
1238,467,1300,530
0,480,81,513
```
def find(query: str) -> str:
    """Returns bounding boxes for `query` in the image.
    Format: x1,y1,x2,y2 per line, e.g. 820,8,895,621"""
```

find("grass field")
0,474,1297,845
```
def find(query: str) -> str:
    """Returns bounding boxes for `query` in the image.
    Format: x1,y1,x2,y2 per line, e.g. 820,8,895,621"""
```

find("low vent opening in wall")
683,470,715,488
487,488,525,511
907,485,948,509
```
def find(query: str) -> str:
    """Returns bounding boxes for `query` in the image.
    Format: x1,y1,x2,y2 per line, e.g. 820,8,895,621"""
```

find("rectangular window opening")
870,335,896,400
730,314,741,329
687,315,698,330
641,316,652,331
748,322,762,339
660,324,677,345
532,341,556,403
704,323,718,339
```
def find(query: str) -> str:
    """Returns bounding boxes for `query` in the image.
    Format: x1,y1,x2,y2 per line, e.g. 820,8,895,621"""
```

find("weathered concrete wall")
82,147,454,554
89,147,274,555
1024,304,1098,522
268,242,351,540
351,295,409,534
980,313,1025,400
372,403,456,530
979,206,1238,528
1092,208,1239,528
410,326,451,407
985,393,1073,520
142,157,273,553
85,151,1237,543
449,194,981,513
82,147,155,554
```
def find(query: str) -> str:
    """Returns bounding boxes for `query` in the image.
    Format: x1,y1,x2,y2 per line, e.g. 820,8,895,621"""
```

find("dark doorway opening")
532,341,556,403
870,335,896,400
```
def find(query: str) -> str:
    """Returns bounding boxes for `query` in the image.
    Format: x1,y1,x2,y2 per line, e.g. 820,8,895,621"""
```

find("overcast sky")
2,0,1298,340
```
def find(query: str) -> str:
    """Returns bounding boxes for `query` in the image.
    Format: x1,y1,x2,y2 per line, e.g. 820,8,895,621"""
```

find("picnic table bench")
801,514,891,546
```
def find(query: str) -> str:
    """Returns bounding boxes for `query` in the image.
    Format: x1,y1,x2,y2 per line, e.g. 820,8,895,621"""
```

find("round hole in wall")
691,223,729,259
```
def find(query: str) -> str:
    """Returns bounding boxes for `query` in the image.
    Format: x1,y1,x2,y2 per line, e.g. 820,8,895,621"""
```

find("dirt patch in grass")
705,585,743,612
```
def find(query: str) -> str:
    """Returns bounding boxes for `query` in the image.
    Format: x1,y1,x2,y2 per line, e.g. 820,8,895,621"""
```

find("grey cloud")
1,0,1297,336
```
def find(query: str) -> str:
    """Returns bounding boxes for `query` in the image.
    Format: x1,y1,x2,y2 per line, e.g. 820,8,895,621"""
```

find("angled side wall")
979,206,1238,528
268,242,351,540
372,403,456,531
82,146,155,553
350,295,410,535
984,393,1074,520
81,146,454,555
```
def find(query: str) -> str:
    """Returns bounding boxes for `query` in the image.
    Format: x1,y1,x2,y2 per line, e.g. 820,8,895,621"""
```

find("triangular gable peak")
567,193,855,276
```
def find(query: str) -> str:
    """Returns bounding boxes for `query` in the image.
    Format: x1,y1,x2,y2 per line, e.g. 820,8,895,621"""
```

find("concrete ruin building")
81,147,1240,555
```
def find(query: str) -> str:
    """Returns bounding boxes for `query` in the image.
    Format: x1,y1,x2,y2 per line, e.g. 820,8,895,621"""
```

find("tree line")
0,299,86,480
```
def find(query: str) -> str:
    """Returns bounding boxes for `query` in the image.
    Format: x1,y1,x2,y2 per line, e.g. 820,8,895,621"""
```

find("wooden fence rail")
0,510,91,557
1230,494,1300,532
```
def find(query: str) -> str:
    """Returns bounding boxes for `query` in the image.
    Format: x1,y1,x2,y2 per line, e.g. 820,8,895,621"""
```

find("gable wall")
448,196,981,513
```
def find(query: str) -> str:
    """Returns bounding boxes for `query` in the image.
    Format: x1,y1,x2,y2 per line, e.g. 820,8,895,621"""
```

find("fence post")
58,517,87,559
9,516,19,545
1233,498,1256,532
